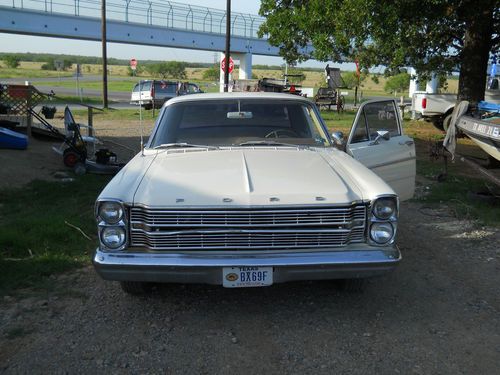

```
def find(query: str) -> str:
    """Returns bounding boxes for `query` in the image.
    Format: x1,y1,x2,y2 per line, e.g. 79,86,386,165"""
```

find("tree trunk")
457,6,494,105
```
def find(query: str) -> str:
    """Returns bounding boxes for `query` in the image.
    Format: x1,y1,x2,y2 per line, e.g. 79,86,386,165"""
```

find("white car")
130,80,201,110
93,93,416,294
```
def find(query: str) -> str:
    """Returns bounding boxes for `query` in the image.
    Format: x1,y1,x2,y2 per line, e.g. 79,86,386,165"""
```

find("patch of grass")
36,79,138,93
49,95,115,106
71,108,157,122
0,175,110,294
415,159,500,225
321,110,356,133
0,67,72,79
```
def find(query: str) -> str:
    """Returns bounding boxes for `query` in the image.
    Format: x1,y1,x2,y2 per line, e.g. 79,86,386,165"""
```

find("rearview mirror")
227,111,253,119
331,131,345,149
370,130,390,145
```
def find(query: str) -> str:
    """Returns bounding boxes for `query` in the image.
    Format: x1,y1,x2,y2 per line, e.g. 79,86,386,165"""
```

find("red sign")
130,58,138,70
8,85,31,99
221,56,234,74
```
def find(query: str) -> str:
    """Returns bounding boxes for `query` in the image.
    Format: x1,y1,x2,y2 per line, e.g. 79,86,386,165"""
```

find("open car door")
346,100,416,201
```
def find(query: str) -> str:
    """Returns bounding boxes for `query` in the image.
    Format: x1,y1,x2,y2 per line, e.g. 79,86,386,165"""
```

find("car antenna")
139,80,144,156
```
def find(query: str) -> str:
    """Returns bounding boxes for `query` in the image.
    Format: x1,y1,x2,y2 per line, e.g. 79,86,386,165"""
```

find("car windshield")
149,99,330,147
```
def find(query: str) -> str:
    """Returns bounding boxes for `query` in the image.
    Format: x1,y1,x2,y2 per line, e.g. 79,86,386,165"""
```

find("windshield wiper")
153,142,219,150
237,140,302,147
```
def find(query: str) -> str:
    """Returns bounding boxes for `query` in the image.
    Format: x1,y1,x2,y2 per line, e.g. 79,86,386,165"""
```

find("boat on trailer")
456,101,500,162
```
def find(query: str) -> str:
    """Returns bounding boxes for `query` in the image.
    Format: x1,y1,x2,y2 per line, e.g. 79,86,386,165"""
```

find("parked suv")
130,80,202,109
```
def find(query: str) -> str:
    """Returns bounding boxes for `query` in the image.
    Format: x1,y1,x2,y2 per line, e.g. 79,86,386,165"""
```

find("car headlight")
100,226,126,249
370,222,394,244
98,201,124,224
372,198,397,220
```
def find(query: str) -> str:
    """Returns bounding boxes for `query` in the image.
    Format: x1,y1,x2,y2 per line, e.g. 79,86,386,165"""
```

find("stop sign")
221,56,234,74
130,58,138,70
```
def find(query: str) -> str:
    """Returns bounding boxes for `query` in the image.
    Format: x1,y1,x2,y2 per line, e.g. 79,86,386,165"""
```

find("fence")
5,0,266,39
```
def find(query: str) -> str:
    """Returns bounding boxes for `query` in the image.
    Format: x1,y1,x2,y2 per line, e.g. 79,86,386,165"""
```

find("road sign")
130,58,138,70
73,64,83,78
54,60,64,71
221,56,234,74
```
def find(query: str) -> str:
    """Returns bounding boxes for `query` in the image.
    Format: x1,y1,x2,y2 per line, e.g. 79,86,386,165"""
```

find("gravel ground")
1,202,499,374
0,118,152,189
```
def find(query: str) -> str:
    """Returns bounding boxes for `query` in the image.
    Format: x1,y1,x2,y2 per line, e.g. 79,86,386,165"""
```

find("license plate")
222,266,273,288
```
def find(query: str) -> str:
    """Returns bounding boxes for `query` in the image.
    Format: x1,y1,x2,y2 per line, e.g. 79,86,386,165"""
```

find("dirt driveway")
1,201,498,374
1,114,498,374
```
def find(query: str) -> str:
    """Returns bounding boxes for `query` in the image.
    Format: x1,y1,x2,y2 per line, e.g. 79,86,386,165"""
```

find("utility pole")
223,0,231,92
101,0,109,108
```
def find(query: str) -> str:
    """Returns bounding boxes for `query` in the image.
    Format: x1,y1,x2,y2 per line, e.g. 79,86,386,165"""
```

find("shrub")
3,55,20,69
384,73,410,95
147,61,187,79
202,65,220,81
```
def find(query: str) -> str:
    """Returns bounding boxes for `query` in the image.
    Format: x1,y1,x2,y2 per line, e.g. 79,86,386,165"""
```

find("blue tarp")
478,101,500,113
0,127,28,150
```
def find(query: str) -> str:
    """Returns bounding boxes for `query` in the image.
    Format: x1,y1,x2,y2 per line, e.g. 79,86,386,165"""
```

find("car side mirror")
370,130,390,145
331,131,345,148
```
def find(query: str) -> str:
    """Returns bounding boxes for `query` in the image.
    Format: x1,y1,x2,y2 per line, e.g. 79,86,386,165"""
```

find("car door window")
363,101,401,139
350,110,369,143
187,84,199,93
346,99,416,201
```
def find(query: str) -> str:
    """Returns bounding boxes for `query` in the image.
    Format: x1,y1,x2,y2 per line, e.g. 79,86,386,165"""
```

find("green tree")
62,59,73,71
3,54,20,69
41,57,56,71
283,66,305,84
127,65,145,77
341,71,368,89
147,61,187,79
202,65,220,81
384,73,411,95
259,0,499,104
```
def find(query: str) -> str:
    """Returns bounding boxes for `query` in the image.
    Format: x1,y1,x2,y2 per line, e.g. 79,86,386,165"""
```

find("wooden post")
101,0,109,109
87,107,94,137
26,107,32,138
26,85,32,138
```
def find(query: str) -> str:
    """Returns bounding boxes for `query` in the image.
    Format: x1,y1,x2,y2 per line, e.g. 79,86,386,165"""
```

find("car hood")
132,147,365,207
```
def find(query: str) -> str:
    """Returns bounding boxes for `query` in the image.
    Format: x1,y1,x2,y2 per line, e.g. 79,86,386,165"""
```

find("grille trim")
129,205,367,251
130,206,366,228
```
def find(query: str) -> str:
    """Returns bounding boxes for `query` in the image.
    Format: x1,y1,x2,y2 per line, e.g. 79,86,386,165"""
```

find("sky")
0,0,356,71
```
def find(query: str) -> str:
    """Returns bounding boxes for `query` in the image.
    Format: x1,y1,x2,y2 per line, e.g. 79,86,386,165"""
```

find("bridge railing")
6,0,266,39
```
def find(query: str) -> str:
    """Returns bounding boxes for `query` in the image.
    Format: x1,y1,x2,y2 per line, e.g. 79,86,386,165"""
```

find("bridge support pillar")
219,52,253,92
234,52,252,80
408,67,420,98
409,68,439,97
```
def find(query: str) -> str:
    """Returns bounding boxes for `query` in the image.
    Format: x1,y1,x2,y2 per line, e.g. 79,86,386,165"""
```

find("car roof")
135,80,198,86
166,92,311,105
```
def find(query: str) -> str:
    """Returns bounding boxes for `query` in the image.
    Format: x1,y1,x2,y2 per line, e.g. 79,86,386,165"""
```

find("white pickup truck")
412,88,500,131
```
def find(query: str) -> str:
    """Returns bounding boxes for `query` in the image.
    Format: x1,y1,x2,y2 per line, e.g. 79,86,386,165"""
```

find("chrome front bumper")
93,245,401,285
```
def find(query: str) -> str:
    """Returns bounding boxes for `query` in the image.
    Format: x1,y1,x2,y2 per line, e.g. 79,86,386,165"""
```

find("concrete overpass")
0,0,292,82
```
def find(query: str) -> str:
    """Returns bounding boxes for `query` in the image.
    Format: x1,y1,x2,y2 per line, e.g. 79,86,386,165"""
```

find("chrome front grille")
129,205,367,250
130,206,366,227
